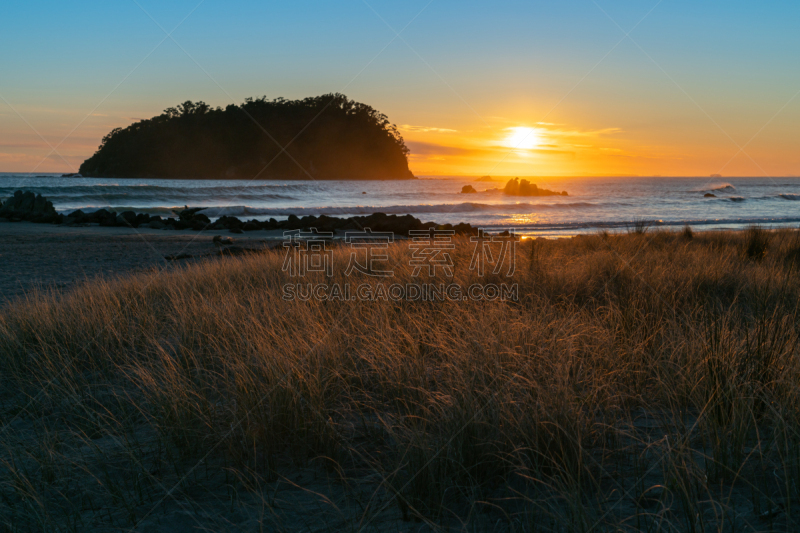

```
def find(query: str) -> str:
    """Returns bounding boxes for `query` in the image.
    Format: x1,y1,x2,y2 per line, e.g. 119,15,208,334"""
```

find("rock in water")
461,185,477,194
502,178,566,197
0,190,58,222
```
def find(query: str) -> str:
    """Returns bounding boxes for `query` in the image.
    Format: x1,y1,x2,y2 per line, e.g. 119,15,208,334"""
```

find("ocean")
1,174,799,238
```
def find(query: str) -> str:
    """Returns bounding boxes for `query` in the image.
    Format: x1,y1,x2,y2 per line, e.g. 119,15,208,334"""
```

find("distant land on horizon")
79,94,415,181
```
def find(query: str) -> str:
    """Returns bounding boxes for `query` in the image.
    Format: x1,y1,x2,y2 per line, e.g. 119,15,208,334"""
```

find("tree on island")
79,94,415,180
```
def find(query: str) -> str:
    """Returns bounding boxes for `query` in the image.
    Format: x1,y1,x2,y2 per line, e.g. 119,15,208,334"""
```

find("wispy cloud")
406,141,470,156
407,140,574,158
400,124,457,133
0,153,30,163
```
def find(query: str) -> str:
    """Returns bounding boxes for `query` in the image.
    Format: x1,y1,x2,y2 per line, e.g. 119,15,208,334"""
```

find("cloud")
0,153,31,163
400,124,457,133
546,126,622,138
406,141,473,156
45,154,86,163
0,142,47,149
407,140,574,159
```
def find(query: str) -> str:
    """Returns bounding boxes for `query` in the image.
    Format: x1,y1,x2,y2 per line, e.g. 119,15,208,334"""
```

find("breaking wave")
692,183,736,192
194,202,599,218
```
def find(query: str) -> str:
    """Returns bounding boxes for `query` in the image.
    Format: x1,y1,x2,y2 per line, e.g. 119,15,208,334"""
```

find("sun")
504,127,542,150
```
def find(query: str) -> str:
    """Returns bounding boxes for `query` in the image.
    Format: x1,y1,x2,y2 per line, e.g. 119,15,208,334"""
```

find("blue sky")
1,0,799,175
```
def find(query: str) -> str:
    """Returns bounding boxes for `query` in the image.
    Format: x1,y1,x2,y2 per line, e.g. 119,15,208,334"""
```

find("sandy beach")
0,222,287,304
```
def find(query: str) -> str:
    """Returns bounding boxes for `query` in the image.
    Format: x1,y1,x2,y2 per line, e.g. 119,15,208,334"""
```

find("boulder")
134,213,151,226
92,209,112,222
213,235,235,246
0,190,58,221
314,215,340,231
99,211,118,226
148,220,166,229
284,214,302,229
340,219,361,231
68,209,87,221
116,211,137,226
177,207,205,220
454,222,478,235
218,216,243,229
461,185,477,194
176,207,211,227
704,193,716,198
193,213,211,225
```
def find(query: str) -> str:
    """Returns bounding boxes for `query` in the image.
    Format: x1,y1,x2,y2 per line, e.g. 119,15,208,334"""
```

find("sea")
1,174,799,238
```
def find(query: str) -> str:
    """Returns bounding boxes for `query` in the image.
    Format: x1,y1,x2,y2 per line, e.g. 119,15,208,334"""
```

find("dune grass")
2,227,800,531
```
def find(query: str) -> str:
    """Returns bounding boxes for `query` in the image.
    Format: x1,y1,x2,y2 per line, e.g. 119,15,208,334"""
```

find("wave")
691,182,736,192
780,193,800,201
0,183,311,198
47,193,296,203
53,202,595,218
728,196,745,202
193,201,599,218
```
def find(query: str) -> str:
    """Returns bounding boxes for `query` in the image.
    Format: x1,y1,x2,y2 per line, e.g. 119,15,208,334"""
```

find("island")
79,94,415,180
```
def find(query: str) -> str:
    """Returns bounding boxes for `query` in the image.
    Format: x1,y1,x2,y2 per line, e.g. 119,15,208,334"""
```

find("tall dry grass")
2,227,800,531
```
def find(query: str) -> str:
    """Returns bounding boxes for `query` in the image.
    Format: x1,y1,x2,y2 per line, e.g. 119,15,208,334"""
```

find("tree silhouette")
79,94,415,180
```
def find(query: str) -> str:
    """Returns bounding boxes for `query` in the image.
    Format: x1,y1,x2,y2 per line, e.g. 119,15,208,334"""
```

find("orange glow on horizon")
400,112,800,179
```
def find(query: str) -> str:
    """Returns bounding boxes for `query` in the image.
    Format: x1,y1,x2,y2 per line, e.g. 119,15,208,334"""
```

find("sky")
1,0,799,178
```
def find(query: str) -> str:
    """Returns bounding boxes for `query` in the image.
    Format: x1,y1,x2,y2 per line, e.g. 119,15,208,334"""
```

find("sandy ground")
0,222,288,304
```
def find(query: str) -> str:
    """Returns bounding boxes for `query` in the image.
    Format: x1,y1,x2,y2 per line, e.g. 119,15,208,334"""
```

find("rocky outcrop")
461,185,477,194
0,190,59,222
194,212,477,236
503,178,567,197
0,190,479,236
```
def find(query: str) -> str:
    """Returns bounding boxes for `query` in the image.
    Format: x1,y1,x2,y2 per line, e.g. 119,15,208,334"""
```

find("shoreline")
0,222,287,304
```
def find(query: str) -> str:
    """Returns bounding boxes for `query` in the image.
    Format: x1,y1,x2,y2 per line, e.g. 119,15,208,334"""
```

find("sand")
0,222,288,304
